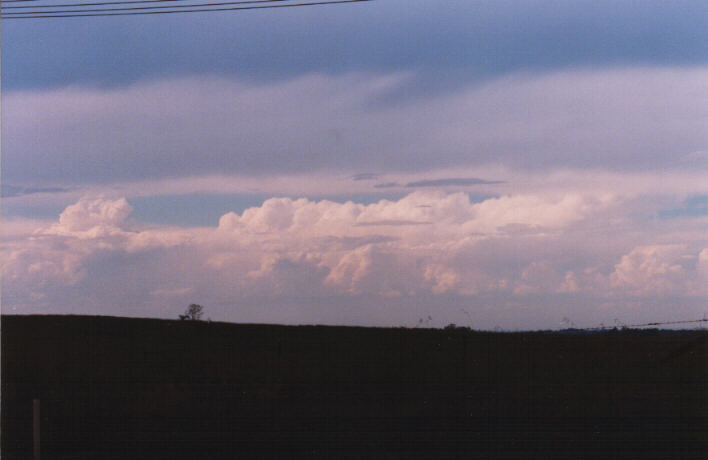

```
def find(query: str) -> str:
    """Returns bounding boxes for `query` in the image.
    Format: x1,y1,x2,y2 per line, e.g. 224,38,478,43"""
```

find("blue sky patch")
659,196,708,219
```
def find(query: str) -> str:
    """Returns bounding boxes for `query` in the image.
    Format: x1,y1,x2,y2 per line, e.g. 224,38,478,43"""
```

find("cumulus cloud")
354,220,432,227
51,197,133,234
610,245,703,296
697,249,708,286
3,189,706,326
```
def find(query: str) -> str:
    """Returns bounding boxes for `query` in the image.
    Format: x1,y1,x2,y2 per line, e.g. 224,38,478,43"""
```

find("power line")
2,0,369,17
2,0,187,9
0,0,276,9
2,0,295,14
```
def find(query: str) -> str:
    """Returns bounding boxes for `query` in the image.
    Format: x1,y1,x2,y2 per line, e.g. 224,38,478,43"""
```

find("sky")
2,0,708,329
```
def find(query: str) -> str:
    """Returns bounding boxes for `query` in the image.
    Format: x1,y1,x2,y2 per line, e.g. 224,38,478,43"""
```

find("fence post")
33,399,40,460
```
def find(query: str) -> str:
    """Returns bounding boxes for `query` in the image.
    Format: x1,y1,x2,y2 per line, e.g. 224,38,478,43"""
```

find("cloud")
354,220,432,227
610,245,697,295
5,5,708,328
350,173,379,181
5,0,707,91
2,184,71,198
374,182,400,189
424,264,460,294
150,287,194,298
698,249,708,282
4,189,706,327
5,67,708,188
406,177,503,188
52,197,133,233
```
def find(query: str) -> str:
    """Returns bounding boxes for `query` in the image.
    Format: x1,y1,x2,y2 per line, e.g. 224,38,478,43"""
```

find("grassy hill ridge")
3,315,707,459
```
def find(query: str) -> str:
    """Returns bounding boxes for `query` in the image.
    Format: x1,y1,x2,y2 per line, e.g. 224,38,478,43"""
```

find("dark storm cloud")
3,0,707,91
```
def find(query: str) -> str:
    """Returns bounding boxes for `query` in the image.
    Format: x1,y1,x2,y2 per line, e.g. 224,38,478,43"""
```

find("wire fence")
580,317,708,331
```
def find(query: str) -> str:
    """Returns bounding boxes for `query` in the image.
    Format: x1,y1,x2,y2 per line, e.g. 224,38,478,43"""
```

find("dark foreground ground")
2,315,707,459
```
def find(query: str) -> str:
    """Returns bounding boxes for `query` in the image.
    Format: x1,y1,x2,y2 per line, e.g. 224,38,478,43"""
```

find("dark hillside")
2,315,706,459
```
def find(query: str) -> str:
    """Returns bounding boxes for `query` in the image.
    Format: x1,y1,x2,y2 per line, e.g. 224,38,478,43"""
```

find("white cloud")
49,197,133,236
610,245,699,295
424,263,460,294
3,190,706,326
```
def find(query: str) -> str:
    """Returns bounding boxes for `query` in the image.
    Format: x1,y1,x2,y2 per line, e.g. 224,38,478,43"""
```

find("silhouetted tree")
180,304,204,321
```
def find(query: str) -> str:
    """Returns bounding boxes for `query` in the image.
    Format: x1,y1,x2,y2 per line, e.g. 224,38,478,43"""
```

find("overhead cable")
2,0,370,18
2,0,291,14
1,0,275,9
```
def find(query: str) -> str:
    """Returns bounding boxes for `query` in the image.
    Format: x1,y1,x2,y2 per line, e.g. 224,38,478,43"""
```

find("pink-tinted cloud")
3,191,706,327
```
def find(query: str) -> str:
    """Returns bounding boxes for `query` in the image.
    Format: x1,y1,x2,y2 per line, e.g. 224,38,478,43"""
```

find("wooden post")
33,399,40,460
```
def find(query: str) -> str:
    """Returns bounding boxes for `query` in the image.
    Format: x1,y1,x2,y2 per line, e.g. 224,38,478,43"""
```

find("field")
2,315,706,459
